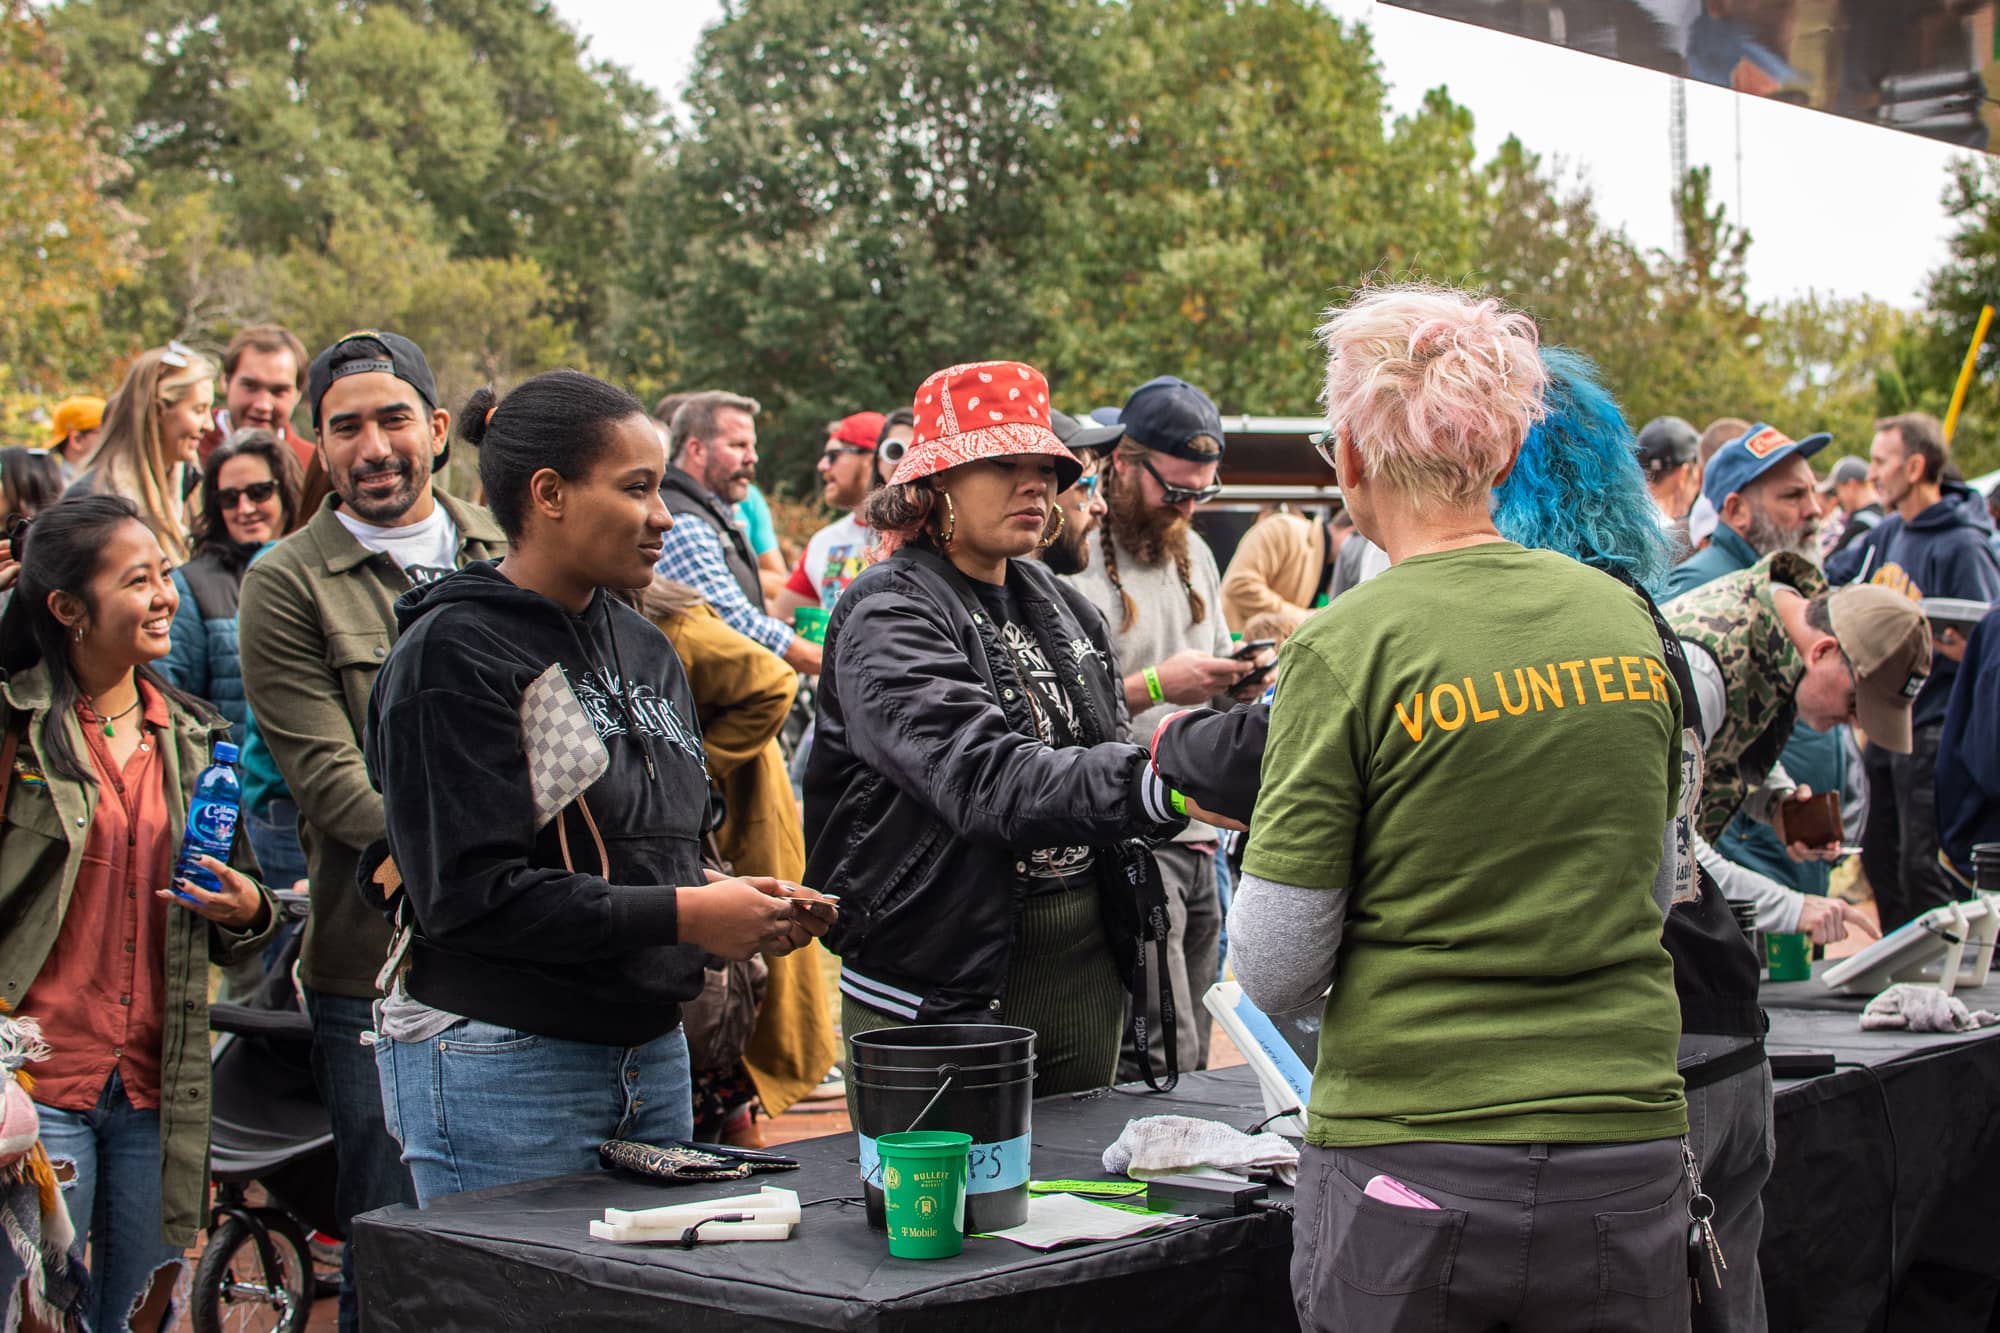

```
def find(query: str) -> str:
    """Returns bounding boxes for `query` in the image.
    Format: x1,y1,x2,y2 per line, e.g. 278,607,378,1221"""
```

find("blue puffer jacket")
159,544,263,744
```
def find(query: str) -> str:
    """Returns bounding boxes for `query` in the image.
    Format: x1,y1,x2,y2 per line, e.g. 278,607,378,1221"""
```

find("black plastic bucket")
849,1024,1036,1233
1973,843,2000,893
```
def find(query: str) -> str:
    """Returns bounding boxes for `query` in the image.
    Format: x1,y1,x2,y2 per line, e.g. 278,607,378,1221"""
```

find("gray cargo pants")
1291,1136,1692,1333
1681,1033,1774,1333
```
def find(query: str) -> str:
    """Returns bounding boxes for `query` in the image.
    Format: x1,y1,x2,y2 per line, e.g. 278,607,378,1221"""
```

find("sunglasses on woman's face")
217,480,280,509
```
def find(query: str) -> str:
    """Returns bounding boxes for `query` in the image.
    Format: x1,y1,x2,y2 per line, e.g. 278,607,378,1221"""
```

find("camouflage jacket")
1666,552,1826,842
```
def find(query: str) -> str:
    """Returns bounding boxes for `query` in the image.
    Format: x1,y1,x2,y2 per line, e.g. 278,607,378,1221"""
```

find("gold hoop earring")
937,491,957,548
1036,504,1065,551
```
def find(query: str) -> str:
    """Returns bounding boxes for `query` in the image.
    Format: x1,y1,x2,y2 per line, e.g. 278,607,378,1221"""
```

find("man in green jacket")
238,331,504,1333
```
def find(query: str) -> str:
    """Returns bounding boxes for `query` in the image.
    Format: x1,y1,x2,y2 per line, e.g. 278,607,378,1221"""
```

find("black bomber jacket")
803,547,1184,1024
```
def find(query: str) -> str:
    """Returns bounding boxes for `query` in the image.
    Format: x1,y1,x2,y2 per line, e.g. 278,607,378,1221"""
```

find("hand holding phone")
1231,639,1277,662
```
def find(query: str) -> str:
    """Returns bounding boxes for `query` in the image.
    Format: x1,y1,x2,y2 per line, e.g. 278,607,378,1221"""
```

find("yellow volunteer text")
1392,655,1671,744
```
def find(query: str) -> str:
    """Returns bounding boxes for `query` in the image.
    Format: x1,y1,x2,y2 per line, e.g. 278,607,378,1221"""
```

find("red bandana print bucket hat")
890,361,1083,492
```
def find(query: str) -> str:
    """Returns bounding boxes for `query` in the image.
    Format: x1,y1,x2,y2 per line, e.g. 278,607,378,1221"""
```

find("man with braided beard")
1065,377,1271,1079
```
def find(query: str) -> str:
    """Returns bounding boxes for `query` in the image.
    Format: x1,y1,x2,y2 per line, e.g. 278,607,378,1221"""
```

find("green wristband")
1143,666,1164,704
1169,789,1188,817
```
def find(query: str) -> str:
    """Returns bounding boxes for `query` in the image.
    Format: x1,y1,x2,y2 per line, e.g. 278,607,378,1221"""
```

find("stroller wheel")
191,1209,313,1333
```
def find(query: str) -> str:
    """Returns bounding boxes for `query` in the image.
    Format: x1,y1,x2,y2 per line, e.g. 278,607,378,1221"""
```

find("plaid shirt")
654,518,794,654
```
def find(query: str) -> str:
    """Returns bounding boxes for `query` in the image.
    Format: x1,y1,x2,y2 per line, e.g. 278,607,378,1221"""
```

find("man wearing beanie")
238,330,505,1333
1065,376,1269,1079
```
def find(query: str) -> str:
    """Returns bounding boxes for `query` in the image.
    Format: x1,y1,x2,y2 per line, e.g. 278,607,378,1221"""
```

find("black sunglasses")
216,480,281,509
820,444,872,462
1137,454,1221,506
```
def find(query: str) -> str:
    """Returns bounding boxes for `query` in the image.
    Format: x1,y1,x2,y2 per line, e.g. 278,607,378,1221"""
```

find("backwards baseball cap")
48,395,105,447
1052,408,1121,456
829,411,887,451
1120,376,1225,462
307,330,439,434
1816,455,1868,494
1827,584,1931,754
1701,422,1831,508
1634,416,1698,472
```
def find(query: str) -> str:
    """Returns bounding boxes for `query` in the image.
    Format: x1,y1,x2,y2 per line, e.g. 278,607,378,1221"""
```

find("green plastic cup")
877,1130,971,1259
793,606,830,645
1766,931,1812,982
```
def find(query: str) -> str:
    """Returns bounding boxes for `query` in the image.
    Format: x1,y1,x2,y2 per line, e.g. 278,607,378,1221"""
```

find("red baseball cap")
830,411,888,450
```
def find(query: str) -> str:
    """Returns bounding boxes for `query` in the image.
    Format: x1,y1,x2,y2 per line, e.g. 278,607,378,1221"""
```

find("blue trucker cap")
1701,422,1832,507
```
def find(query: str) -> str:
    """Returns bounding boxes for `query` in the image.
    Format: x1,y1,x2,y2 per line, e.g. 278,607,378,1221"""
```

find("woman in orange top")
0,496,273,1331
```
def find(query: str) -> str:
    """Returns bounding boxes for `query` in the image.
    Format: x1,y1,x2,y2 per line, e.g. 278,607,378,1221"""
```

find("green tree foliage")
1909,156,2000,477
49,0,652,349
1756,291,1905,456
0,0,142,401
626,0,1094,486
1034,1,1481,415
1470,137,1657,413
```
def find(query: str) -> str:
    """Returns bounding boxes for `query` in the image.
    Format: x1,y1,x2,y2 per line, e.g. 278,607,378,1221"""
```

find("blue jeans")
303,989,415,1333
36,1072,185,1333
375,1017,693,1204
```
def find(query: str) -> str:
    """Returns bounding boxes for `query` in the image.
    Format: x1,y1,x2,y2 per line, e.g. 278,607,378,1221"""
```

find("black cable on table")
1833,1060,1898,1333
1246,1106,1303,1136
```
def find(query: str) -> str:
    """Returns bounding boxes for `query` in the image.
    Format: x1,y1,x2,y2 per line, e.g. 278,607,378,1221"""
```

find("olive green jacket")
237,489,506,998
0,661,276,1246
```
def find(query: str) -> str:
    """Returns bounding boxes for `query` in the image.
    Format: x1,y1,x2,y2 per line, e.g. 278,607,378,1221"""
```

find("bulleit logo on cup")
1740,427,1793,459
882,1165,901,1192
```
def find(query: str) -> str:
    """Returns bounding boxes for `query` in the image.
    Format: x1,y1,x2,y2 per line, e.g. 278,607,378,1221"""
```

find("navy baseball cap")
1701,422,1832,507
1120,376,1225,461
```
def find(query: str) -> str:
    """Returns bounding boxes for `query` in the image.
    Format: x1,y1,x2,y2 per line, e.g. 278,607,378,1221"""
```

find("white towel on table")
1102,1114,1299,1187
1860,982,2000,1033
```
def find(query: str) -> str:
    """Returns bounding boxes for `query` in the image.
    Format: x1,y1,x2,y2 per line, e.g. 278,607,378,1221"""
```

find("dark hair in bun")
461,371,649,538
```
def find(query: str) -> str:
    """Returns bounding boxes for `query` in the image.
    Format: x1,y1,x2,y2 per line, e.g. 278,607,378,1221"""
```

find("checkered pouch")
520,663,609,833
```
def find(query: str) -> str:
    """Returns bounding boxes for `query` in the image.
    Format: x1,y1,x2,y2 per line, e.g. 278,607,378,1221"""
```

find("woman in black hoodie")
365,370,829,1204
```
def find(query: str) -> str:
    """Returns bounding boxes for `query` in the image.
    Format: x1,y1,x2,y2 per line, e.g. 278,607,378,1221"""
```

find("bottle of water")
176,741,242,898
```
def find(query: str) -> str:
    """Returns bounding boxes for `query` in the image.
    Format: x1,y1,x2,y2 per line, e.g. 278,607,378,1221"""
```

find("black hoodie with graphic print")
365,561,711,1046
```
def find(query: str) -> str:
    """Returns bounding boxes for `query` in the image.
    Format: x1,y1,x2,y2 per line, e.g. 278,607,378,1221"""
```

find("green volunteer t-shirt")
1244,542,1687,1148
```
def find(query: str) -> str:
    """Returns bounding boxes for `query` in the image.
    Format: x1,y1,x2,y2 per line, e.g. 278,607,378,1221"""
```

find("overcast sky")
551,0,1967,308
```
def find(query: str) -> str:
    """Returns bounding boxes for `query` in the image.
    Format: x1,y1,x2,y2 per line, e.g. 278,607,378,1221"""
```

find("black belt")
1678,1038,1767,1092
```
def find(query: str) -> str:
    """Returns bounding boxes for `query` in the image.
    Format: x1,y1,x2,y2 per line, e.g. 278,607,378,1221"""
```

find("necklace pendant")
103,720,115,738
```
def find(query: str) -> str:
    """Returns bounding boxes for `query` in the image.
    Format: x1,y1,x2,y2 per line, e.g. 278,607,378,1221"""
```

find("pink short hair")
1317,284,1547,511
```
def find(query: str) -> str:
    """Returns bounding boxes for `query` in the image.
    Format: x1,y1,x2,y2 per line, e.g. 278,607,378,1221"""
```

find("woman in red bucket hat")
801,361,1195,1095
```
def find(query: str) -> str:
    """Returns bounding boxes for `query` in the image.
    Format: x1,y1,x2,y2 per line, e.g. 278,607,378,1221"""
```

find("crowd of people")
0,288,1997,1331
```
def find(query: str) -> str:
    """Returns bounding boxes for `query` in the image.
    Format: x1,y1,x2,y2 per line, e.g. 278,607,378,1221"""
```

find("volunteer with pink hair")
1232,285,1695,1332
